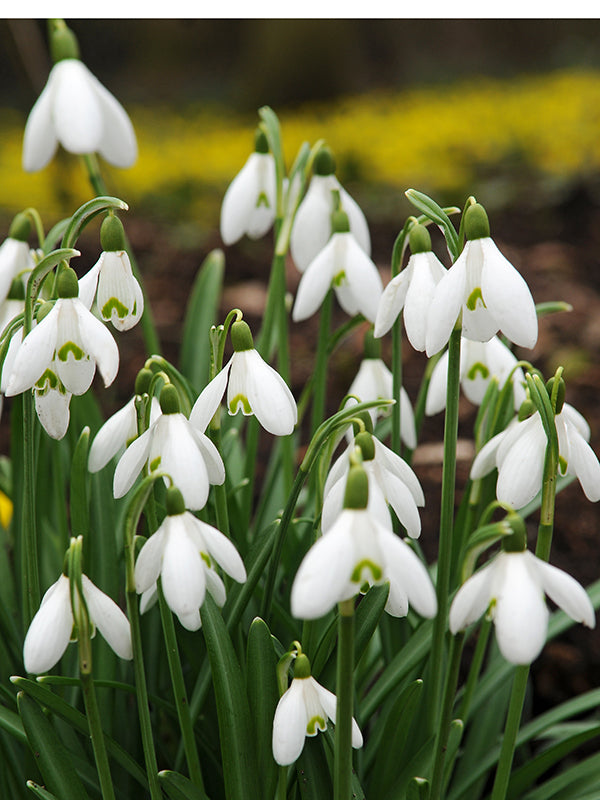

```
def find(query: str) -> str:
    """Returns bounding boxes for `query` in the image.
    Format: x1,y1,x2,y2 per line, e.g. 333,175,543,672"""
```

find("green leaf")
200,593,259,800
61,196,128,250
17,691,90,800
405,189,460,261
407,777,430,800
69,426,90,539
180,248,225,391
0,701,26,743
522,752,600,800
158,770,210,800
26,782,59,800
389,733,435,800
296,736,333,800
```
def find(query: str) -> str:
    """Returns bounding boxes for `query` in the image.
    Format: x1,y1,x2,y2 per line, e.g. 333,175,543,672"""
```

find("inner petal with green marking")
256,191,270,209
306,715,327,736
149,456,162,471
102,297,129,320
229,393,252,415
57,341,85,361
466,287,486,311
333,270,346,287
351,559,383,584
467,361,490,380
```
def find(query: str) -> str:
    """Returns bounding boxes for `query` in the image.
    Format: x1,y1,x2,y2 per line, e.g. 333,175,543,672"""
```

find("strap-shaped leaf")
158,770,210,800
405,189,460,261
407,777,430,800
26,782,59,800
61,197,128,250
296,735,333,800
70,427,90,539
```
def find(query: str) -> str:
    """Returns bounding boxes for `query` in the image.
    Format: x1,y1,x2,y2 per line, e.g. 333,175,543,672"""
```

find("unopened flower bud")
134,368,153,396
354,431,375,462
100,215,126,252
464,202,490,241
231,320,254,352
35,301,54,323
408,222,432,254
517,398,536,422
57,267,79,298
159,384,180,415
546,376,566,415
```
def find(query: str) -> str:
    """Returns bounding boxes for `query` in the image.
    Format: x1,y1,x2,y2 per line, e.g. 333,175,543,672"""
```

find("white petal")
78,258,101,310
161,516,206,616
290,175,335,272
272,680,308,765
373,440,424,507
565,424,600,502
403,252,444,351
151,415,210,510
5,307,58,396
449,561,495,633
292,238,336,321
23,575,73,674
532,553,595,629
52,60,103,155
189,362,230,432
340,186,371,258
220,153,275,244
81,575,132,660
74,299,119,387
0,239,30,304
425,351,449,416
235,350,297,435
35,386,71,440
426,254,467,356
113,427,152,498
470,429,506,480
88,397,138,472
54,300,96,395
379,473,421,539
342,235,383,323
134,528,167,594
562,404,590,441
205,569,227,607
87,67,137,168
496,418,546,509
311,679,363,748
95,251,141,331
400,387,417,450
374,270,411,338
177,610,202,631
188,426,226,485
379,530,437,618
139,584,158,615
189,516,247,583
22,70,59,171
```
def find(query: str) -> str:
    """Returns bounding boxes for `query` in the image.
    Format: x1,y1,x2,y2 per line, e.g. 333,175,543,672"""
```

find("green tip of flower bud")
409,222,432,254
57,267,79,299
49,20,80,63
254,128,269,154
159,384,180,415
293,653,312,679
517,398,535,422
546,376,566,415
331,208,350,234
343,464,369,510
363,328,380,360
166,486,186,516
100,215,126,252
7,277,25,301
313,146,336,176
134,368,153,396
351,410,374,437
231,320,254,352
8,213,31,242
502,513,527,552
355,431,375,462
36,301,54,323
464,203,490,241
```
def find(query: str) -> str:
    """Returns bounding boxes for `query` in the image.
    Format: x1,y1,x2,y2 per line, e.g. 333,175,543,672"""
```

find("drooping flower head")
426,203,538,356
23,20,137,172
272,651,363,766
220,128,277,245
0,213,35,307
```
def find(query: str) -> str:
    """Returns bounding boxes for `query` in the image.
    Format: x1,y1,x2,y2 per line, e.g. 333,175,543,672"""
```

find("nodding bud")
351,410,374,437
36,301,54,323
100,215,126,252
166,486,186,517
517,398,536,422
254,128,269,154
502,513,527,552
343,464,369,510
48,20,80,63
354,431,375,462
7,277,25,301
313,146,336,177
363,328,380,360
293,653,312,679
134,367,153,396
159,383,180,415
231,320,254,352
408,222,432,254
8,213,31,242
57,267,79,298
464,202,490,241
546,376,566,415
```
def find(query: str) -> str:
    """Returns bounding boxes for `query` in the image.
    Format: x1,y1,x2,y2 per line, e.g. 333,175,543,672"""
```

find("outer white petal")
205,569,227,607
189,362,231,432
272,679,308,765
74,299,119,388
322,472,391,534
292,239,336,321
470,430,506,480
134,528,167,594
52,60,103,155
246,155,276,239
5,306,58,396
564,424,600,502
188,426,226,485
233,350,297,436
340,186,371,258
374,269,411,338
23,575,73,674
400,387,417,450
189,516,247,583
403,252,444,351
0,239,30,304
449,561,495,633
22,69,59,171
373,440,424,506
379,529,437,618
342,235,383,323
88,397,138,472
95,251,142,331
291,513,355,619
151,415,209,510
78,258,102,310
290,175,336,272
35,387,71,440
379,473,421,539
480,238,538,349
139,584,158,615
54,300,95,395
562,403,591,441
385,577,409,617
493,552,549,664
425,350,450,416
178,610,202,631
81,575,132,660
531,553,595,629
160,516,206,616
87,67,137,168
113,427,153,498
496,418,546,509
220,153,275,244
426,254,468,356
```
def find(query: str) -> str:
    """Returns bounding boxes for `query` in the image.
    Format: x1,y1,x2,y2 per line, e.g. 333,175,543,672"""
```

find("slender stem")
334,599,355,800
276,766,287,800
391,313,403,458
429,634,464,800
157,582,205,790
21,391,39,629
311,289,333,437
490,665,529,800
80,672,116,800
457,618,491,722
428,326,462,730
209,424,230,539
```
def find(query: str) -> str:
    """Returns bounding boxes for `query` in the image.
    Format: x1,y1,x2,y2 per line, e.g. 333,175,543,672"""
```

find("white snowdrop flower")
426,203,537,357
291,464,437,620
374,222,446,350
450,526,595,665
89,394,161,473
272,652,363,766
5,268,119,399
426,336,527,416
220,130,277,245
292,207,382,324
113,384,224,511
78,215,143,332
23,572,132,674
290,146,370,273
134,487,246,631
0,214,35,306
33,362,73,440
471,399,600,510
22,22,136,172
190,320,297,437
322,430,424,539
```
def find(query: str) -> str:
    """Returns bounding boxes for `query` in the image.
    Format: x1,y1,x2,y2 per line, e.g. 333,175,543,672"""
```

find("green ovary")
351,559,383,584
306,715,327,736
229,394,252,415
102,297,129,320
57,341,84,361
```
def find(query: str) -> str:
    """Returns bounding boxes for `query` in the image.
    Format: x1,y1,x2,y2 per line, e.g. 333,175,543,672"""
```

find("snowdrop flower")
292,206,382,324
114,384,224,510
291,463,437,620
0,214,35,306
426,203,537,357
290,146,370,272
23,21,137,172
450,522,595,664
134,487,246,631
23,571,132,674
190,319,297,437
220,129,276,245
79,214,143,331
5,267,119,399
89,391,161,472
374,222,446,350
272,652,362,766
322,430,424,538
426,336,527,416
471,398,600,510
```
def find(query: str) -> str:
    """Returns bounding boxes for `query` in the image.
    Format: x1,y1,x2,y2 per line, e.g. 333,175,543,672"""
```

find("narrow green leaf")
26,782,59,800
158,770,210,800
0,701,26,743
407,777,430,800
443,719,464,787
42,218,71,254
389,734,435,800
180,248,225,391
200,593,259,799
61,196,128,250
69,427,90,539
535,301,573,318
17,691,89,800
522,752,600,800
405,189,460,260
296,736,333,800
